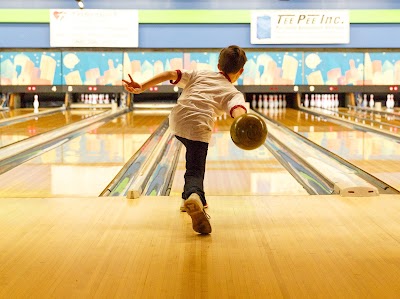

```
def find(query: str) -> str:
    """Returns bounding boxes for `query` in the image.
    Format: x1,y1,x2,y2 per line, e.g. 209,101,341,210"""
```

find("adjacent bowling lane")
262,108,400,190
0,109,103,147
0,110,168,197
334,107,400,133
170,116,309,196
0,108,36,120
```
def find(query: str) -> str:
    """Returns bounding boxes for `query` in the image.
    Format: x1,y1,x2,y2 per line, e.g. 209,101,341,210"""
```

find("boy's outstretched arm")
123,71,178,94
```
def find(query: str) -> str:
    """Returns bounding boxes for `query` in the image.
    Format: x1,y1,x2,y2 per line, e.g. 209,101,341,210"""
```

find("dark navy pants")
175,135,208,206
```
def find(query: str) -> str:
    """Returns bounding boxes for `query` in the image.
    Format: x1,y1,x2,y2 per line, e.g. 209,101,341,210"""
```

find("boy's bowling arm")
141,71,178,91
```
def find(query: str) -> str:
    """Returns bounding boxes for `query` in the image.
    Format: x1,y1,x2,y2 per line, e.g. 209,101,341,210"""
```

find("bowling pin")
304,94,309,108
263,95,268,109
252,94,256,108
322,94,327,109
258,95,262,109
369,94,374,109
390,94,395,109
309,94,314,107
33,94,39,112
269,95,273,109
315,94,321,108
274,95,278,109
330,94,334,108
363,94,368,108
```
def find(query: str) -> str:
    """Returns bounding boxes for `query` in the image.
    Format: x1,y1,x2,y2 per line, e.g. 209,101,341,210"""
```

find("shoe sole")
180,204,208,212
184,199,212,234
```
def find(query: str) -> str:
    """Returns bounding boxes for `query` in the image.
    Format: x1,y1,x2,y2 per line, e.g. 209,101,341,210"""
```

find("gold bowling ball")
230,113,268,150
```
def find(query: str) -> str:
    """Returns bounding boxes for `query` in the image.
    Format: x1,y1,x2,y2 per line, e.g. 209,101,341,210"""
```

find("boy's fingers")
128,74,133,82
122,79,129,84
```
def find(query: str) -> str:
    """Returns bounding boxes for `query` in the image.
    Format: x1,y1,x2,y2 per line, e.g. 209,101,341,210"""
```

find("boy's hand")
122,74,143,94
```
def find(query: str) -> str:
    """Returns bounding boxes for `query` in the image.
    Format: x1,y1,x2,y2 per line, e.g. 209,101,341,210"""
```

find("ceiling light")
75,0,84,9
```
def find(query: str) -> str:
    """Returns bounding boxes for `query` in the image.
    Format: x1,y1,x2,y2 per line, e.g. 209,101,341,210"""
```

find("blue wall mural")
0,51,62,85
62,52,123,85
2,50,400,86
245,52,303,85
123,52,183,85
364,52,400,85
304,52,364,86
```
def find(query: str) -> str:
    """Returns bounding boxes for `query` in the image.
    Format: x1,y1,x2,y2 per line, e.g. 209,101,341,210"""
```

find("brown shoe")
184,193,212,234
180,198,208,212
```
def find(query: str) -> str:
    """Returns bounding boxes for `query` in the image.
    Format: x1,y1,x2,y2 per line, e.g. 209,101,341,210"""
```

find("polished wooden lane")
334,107,400,134
0,108,35,120
0,194,399,298
1,109,399,298
264,108,400,190
0,111,168,198
170,116,309,197
341,106,400,126
0,109,102,147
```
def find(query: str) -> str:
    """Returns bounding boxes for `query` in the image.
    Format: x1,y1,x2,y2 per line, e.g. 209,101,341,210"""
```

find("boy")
123,45,248,234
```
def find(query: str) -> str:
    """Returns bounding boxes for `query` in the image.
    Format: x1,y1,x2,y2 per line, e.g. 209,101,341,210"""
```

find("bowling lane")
0,110,168,197
170,116,309,196
0,108,36,120
333,107,400,132
264,108,400,190
0,109,102,148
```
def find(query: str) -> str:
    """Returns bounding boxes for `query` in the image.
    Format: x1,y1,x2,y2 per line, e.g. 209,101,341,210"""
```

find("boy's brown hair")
218,45,247,74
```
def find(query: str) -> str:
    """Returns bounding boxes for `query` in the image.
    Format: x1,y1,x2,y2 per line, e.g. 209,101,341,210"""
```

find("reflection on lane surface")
264,108,400,190
0,110,168,197
0,108,35,120
325,107,400,134
0,109,102,147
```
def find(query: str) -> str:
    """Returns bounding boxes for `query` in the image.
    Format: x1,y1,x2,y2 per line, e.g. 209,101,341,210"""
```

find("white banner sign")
50,9,138,47
251,10,349,44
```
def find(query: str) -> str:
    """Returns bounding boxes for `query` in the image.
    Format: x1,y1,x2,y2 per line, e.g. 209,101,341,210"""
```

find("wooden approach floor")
1,195,400,298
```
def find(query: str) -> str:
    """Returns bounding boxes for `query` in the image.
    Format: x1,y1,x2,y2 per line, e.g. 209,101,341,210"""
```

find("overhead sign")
251,10,350,45
50,9,138,48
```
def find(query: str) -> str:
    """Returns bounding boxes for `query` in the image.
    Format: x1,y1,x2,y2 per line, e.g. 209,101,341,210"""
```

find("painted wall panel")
3,49,400,87
245,52,303,85
304,52,364,85
364,52,400,85
0,51,62,85
123,52,183,85
62,52,123,85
